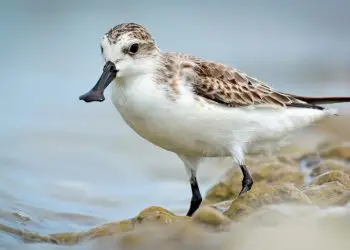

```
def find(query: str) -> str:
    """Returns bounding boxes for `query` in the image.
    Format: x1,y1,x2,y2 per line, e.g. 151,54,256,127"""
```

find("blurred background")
0,0,349,249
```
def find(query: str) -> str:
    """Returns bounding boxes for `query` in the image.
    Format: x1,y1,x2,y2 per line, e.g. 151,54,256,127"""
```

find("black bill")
79,61,118,102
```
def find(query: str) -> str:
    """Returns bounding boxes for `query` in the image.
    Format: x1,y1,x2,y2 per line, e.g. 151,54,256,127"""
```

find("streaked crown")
105,23,155,44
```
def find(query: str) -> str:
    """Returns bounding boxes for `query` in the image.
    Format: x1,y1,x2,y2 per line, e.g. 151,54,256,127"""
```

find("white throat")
114,54,160,79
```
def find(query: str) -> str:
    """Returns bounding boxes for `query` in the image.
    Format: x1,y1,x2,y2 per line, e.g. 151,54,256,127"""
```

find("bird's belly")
111,84,230,156
117,107,230,157
111,81,329,158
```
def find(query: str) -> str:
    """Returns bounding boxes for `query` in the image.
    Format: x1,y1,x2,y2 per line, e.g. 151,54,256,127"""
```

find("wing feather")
189,57,323,109
161,53,325,110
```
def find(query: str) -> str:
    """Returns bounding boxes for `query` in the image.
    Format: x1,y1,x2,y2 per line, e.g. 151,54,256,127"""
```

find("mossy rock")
135,206,188,224
118,214,224,250
205,182,234,203
274,144,317,160
310,159,350,178
205,162,305,204
192,206,231,226
45,217,137,245
1,206,189,245
252,163,305,187
310,171,350,188
206,200,233,214
224,183,311,220
303,181,350,206
245,156,287,169
320,144,350,160
0,224,60,244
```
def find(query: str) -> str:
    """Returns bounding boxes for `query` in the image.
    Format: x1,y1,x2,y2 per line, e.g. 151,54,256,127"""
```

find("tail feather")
292,95,350,105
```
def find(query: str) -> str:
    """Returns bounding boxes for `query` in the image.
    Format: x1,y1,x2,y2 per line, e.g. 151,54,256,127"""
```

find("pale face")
79,23,159,103
100,33,158,78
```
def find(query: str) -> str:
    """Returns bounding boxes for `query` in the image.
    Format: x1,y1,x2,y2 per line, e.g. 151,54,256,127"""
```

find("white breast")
110,74,233,156
110,74,334,157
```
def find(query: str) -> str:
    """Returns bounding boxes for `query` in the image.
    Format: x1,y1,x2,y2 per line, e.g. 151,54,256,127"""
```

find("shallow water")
1,1,350,249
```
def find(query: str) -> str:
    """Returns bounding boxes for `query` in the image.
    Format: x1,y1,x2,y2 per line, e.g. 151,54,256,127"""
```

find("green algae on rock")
310,159,350,178
320,144,350,160
0,223,60,244
192,206,231,226
274,143,318,160
223,204,350,250
205,161,305,205
205,182,234,204
0,206,190,245
252,163,305,187
303,181,350,206
224,183,311,220
135,206,188,224
310,171,350,188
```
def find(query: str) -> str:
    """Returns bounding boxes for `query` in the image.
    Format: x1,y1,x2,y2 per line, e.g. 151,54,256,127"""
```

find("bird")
79,23,350,217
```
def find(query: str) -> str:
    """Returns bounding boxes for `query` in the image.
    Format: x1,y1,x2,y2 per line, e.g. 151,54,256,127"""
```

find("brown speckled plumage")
106,23,154,44
104,23,350,109
155,52,316,108
106,23,158,57
191,59,306,108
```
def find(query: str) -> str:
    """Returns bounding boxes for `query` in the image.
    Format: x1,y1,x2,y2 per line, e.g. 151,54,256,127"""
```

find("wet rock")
117,218,223,250
224,183,311,220
205,161,305,204
82,218,136,242
205,182,234,203
49,232,83,245
310,159,350,178
0,224,60,244
245,156,284,169
316,115,350,140
320,144,350,160
235,204,323,227
135,206,187,224
46,218,137,245
207,200,233,214
310,171,350,188
303,181,350,206
192,206,231,226
223,204,350,250
277,155,301,166
53,206,190,244
118,232,145,249
274,144,317,160
252,163,305,187
112,207,229,249
1,206,190,245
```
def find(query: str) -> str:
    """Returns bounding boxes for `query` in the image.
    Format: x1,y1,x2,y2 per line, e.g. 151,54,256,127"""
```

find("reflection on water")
1,0,350,249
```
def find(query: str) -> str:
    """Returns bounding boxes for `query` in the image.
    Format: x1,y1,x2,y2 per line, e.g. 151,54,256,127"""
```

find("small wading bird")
79,23,350,216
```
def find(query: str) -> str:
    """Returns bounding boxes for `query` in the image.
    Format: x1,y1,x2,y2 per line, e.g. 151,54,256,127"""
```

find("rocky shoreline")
1,118,350,249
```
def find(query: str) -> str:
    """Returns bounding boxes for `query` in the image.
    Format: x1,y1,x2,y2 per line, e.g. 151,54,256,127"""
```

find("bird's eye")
128,43,139,54
100,46,104,54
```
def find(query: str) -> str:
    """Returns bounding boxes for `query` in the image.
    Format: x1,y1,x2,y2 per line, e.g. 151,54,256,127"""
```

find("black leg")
186,174,202,217
238,164,254,196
